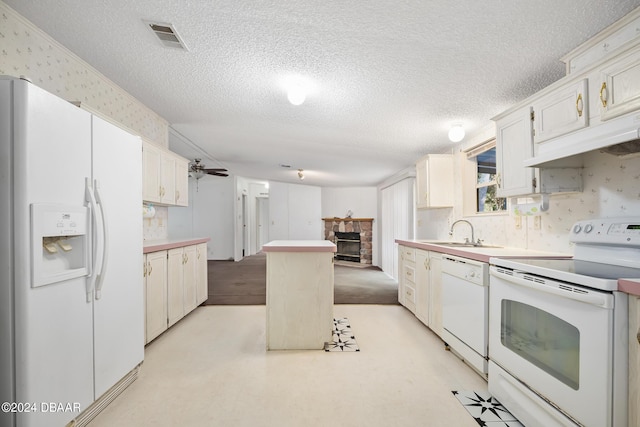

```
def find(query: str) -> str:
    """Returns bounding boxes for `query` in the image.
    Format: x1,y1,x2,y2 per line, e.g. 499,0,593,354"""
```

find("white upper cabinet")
495,107,536,197
142,141,189,207
415,154,454,209
532,79,588,144
160,153,176,205
598,49,640,121
142,142,162,203
174,156,189,207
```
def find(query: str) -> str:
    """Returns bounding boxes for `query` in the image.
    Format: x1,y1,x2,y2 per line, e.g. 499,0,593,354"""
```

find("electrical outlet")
514,216,522,229
534,216,541,230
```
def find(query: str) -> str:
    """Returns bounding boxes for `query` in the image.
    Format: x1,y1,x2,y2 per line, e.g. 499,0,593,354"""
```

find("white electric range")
488,217,640,427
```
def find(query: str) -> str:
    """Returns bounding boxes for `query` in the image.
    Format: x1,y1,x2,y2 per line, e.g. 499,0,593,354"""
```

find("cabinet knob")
599,82,608,108
148,262,152,276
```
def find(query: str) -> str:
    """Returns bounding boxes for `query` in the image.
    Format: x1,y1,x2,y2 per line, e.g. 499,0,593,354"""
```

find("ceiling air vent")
143,20,189,51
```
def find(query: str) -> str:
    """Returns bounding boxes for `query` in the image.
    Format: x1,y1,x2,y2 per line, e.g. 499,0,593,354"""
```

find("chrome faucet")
449,220,476,245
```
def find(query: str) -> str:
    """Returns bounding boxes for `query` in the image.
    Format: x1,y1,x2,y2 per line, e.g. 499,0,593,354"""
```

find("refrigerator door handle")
94,179,109,300
85,177,103,302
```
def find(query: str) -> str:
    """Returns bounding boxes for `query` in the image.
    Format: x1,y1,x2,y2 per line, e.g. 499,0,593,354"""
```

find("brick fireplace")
322,218,373,264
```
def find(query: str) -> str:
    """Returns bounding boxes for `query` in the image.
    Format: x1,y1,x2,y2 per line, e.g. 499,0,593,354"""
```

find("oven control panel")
570,217,640,246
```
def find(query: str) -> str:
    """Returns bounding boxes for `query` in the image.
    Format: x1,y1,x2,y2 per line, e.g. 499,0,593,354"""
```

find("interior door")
91,115,144,399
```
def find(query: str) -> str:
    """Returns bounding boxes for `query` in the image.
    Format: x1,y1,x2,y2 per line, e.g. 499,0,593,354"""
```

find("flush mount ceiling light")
448,124,465,143
281,75,316,106
297,169,305,180
287,85,306,106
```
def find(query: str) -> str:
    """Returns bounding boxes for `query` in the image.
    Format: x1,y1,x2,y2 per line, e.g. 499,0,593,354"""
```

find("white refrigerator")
0,77,144,427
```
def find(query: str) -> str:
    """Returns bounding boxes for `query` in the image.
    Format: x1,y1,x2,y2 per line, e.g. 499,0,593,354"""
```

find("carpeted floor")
205,253,399,305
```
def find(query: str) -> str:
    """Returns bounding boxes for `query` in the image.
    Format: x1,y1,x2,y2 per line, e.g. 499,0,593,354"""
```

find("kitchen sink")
418,240,503,249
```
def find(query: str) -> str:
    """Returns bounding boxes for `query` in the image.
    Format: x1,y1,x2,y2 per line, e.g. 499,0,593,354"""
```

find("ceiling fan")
189,158,228,179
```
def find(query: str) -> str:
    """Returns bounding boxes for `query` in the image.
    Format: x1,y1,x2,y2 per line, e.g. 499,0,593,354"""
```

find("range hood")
524,112,640,168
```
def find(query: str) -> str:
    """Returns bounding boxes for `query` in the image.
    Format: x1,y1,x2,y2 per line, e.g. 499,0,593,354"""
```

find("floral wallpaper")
0,3,168,146
417,149,640,255
1,3,170,240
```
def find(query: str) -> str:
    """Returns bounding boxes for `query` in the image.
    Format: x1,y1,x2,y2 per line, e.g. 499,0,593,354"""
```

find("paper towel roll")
512,203,542,216
143,204,156,218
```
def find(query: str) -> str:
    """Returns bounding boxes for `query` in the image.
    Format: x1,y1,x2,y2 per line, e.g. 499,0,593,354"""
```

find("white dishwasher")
441,254,489,377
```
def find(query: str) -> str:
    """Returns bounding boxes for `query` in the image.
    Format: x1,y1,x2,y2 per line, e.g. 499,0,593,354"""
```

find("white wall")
169,176,235,260
269,182,322,241
321,187,379,266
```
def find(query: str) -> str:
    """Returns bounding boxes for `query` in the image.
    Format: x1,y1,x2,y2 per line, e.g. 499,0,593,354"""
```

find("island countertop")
262,240,337,253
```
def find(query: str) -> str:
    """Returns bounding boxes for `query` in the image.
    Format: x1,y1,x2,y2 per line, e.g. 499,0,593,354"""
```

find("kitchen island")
262,240,336,350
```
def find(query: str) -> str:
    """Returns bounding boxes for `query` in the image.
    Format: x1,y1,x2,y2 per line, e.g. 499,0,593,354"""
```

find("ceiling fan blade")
207,171,229,177
203,168,228,172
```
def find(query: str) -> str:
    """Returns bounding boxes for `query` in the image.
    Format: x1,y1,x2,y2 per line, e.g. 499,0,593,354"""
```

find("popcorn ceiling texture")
3,0,640,186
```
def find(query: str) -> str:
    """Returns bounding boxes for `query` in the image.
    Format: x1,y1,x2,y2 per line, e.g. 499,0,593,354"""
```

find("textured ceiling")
6,0,640,186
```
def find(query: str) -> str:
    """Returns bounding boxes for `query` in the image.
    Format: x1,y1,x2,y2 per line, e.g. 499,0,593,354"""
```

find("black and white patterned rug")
452,390,523,426
324,318,360,352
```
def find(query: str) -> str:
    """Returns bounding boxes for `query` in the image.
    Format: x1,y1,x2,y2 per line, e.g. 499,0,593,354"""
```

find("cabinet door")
167,248,184,327
416,154,454,208
196,243,208,305
532,79,588,144
145,251,168,343
174,156,189,207
414,250,430,326
182,245,198,314
397,249,405,305
160,152,176,205
599,49,640,120
142,142,161,203
428,253,443,337
495,107,536,197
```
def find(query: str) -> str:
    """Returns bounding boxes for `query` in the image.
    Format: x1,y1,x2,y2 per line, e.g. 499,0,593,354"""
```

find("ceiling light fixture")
297,169,305,180
448,124,465,143
287,85,306,106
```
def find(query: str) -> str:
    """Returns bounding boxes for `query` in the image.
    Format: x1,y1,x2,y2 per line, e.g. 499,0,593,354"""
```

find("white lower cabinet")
167,248,185,327
145,242,208,344
144,251,168,344
399,245,443,338
196,243,208,305
414,249,443,337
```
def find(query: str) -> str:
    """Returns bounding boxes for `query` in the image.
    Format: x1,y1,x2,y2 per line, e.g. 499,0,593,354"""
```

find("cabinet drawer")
404,285,416,313
403,264,416,284
401,246,416,262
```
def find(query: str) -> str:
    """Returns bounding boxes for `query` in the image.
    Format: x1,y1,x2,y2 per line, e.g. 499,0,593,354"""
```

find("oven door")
489,266,615,427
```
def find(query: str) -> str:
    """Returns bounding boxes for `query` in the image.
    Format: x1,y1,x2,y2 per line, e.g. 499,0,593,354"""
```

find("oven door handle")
491,268,613,309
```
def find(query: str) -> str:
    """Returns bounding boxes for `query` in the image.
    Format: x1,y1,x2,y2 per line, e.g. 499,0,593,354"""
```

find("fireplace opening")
335,231,361,262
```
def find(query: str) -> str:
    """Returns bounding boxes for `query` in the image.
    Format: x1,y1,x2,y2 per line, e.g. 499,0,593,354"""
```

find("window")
475,147,506,213
462,138,507,215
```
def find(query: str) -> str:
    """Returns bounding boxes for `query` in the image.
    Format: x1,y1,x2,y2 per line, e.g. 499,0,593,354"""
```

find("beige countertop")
262,240,337,253
395,239,570,263
143,237,210,253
